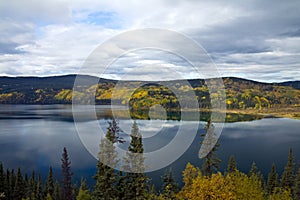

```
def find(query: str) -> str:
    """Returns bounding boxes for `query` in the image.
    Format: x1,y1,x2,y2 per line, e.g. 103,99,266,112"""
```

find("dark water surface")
0,105,299,188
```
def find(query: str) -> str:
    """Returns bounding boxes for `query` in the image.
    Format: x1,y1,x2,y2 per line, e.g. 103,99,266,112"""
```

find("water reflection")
0,105,299,188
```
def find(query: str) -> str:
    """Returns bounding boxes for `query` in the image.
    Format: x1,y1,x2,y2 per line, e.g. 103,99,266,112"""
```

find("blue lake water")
0,105,299,189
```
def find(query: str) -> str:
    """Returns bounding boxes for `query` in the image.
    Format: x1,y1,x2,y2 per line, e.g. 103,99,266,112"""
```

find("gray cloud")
0,0,299,82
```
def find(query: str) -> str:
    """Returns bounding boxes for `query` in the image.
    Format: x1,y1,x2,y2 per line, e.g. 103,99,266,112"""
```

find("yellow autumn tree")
178,163,266,200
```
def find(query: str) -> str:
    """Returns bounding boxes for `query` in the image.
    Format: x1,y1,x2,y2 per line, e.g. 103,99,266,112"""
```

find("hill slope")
0,75,299,114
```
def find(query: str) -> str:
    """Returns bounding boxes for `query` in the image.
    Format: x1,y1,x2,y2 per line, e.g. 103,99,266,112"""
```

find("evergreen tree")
53,181,61,200
92,120,119,200
227,155,237,173
281,148,295,191
0,162,5,194
248,162,265,189
161,168,179,199
23,173,30,199
36,173,44,200
294,165,300,200
109,118,125,143
61,147,73,200
76,180,91,200
46,193,53,200
116,171,126,199
72,183,79,199
28,170,37,200
14,167,24,200
121,121,147,199
10,169,16,199
201,120,221,176
267,163,278,194
248,162,258,177
46,166,54,198
5,169,11,200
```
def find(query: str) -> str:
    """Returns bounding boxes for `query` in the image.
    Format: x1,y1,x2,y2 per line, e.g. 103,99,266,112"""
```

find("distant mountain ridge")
0,75,299,110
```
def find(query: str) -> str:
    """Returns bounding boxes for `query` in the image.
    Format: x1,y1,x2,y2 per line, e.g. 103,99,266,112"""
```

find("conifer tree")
46,166,54,198
76,180,91,200
248,162,258,177
294,165,300,200
92,120,119,199
281,148,295,191
201,120,221,176
10,169,16,199
28,170,37,200
227,155,237,173
61,147,73,200
116,171,126,199
0,162,4,194
267,163,278,194
14,167,24,200
121,121,147,199
161,168,179,199
72,183,79,199
248,162,265,189
46,193,53,200
36,173,44,200
6,169,11,200
53,181,61,200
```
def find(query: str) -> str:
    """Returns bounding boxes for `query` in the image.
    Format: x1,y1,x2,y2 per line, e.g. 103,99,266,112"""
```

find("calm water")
0,105,300,188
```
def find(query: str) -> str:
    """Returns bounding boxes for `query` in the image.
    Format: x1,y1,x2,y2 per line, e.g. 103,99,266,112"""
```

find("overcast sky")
0,0,300,82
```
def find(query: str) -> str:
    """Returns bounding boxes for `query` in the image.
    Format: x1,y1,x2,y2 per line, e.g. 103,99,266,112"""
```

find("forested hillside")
0,75,299,112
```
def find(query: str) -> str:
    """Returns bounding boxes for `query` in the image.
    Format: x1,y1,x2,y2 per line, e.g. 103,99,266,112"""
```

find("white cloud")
0,0,300,82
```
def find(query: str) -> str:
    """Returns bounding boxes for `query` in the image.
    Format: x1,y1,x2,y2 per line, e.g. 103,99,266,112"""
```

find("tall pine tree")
14,167,24,200
61,147,73,200
121,121,147,199
36,173,44,200
267,163,278,194
53,181,61,200
161,168,179,199
46,166,54,198
294,165,300,200
0,162,4,194
281,148,295,191
227,155,237,173
201,120,221,176
92,119,119,199
76,180,91,200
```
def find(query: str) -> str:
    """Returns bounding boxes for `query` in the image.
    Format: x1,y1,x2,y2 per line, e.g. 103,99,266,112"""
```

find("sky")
0,0,300,82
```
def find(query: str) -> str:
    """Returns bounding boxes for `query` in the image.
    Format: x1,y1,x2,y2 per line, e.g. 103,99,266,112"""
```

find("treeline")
0,76,300,111
1,120,300,200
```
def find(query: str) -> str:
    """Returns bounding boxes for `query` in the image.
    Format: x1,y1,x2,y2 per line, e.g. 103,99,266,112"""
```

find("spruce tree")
14,167,24,200
46,166,54,198
201,120,221,176
161,168,179,199
116,171,126,199
29,170,37,200
61,147,73,200
0,162,4,194
122,121,147,199
109,118,124,143
227,155,237,173
76,180,91,200
248,162,265,189
10,169,16,199
294,165,300,200
92,120,119,199
267,163,278,194
281,148,295,191
72,183,79,199
53,181,61,200
6,169,11,200
36,173,44,200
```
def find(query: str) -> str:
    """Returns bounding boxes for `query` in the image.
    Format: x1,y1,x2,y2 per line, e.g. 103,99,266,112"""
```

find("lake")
0,104,299,189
